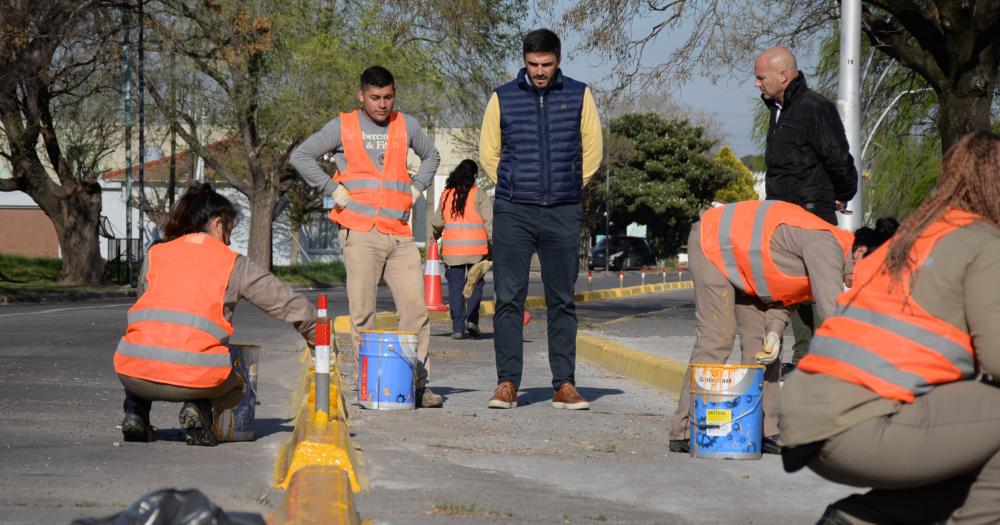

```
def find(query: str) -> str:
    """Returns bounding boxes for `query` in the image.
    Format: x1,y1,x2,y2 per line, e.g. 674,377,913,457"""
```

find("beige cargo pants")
339,227,431,389
669,222,788,440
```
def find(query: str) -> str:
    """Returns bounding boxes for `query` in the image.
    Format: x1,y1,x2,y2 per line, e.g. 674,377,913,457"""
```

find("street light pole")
836,0,863,230
604,125,611,273
121,5,134,285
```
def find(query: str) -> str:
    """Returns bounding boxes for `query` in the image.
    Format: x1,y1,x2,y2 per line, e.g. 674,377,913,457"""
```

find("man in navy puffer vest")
479,28,603,411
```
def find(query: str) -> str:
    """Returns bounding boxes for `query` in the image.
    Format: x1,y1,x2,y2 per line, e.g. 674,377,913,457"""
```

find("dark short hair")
522,29,560,58
360,66,395,89
164,183,238,241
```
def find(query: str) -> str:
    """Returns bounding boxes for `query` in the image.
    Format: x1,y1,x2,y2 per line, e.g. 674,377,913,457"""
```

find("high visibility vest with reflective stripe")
441,186,488,257
798,209,979,402
328,110,413,236
700,200,854,305
113,233,237,388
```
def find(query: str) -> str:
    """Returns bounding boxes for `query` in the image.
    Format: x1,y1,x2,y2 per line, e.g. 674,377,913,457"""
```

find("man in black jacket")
755,47,857,225
754,46,858,376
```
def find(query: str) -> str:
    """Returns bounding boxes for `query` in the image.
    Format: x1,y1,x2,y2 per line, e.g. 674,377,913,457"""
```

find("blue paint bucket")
358,330,418,410
689,363,765,460
213,345,258,442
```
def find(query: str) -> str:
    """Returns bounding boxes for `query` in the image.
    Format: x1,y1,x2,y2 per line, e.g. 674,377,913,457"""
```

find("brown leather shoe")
487,381,517,409
552,381,590,410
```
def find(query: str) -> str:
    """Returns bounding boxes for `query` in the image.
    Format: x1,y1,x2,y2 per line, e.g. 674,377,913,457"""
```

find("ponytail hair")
445,159,479,219
163,183,238,241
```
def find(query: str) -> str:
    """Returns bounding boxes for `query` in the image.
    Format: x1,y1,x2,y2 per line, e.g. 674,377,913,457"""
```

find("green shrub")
0,254,62,283
272,261,346,287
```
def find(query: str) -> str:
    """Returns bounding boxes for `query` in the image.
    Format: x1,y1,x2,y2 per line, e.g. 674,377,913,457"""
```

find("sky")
526,3,822,158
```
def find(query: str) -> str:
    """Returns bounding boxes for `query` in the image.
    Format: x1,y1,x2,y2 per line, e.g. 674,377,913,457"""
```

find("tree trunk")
247,187,278,270
579,223,591,271
289,228,302,266
47,184,105,285
937,87,995,152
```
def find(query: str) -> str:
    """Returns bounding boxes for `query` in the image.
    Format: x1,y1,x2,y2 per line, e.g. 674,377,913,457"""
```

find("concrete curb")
332,280,693,335
270,347,365,524
576,334,687,397
0,288,136,304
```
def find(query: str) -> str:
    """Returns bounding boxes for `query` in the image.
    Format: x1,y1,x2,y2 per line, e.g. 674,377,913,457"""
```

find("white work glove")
755,332,782,365
410,184,423,204
332,185,351,209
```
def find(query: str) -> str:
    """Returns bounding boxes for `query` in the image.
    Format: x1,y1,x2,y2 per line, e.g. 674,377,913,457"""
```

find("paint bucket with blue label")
689,363,764,460
213,344,259,442
358,330,418,410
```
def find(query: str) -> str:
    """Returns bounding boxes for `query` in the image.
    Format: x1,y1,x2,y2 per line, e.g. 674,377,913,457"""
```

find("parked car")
590,236,657,270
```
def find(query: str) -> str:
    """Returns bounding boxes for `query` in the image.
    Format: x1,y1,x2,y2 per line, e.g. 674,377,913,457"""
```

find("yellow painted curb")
576,333,687,397
269,465,360,525
332,281,692,334
270,347,366,523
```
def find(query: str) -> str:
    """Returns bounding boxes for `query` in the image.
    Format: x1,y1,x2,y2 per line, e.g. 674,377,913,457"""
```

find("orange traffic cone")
424,239,448,311
523,310,531,326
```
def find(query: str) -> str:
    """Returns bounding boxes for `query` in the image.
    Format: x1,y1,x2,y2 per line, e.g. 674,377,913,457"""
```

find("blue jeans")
492,198,581,390
445,263,485,333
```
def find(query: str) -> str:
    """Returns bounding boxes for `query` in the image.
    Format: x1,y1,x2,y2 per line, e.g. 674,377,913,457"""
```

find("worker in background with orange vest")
432,159,493,340
290,66,443,408
114,184,317,446
669,200,855,455
780,133,1000,524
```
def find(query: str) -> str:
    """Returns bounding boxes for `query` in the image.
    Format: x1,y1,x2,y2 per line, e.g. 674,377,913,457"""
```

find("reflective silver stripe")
442,239,488,246
717,205,742,289
838,305,975,375
340,179,382,191
379,207,410,221
116,340,232,368
810,334,931,394
747,201,775,302
444,223,486,230
382,180,411,193
346,201,378,217
128,309,230,342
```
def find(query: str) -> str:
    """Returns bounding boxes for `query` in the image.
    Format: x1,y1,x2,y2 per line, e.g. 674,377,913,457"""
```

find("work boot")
487,380,517,409
780,362,797,382
121,410,156,443
121,395,155,442
450,331,466,340
668,439,690,453
763,434,782,455
465,321,481,339
179,400,217,447
552,381,590,410
416,388,444,408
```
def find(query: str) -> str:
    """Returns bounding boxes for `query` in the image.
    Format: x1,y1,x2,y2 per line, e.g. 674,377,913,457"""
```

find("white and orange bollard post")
588,270,593,292
314,294,330,417
662,267,667,283
641,268,646,286
619,269,624,289
424,239,448,312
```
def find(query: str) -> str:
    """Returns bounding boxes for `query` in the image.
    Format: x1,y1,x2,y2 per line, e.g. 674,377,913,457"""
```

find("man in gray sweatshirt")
290,65,443,408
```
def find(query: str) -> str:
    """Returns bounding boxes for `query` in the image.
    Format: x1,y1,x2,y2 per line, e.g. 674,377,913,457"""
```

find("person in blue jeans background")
432,159,493,339
478,28,603,410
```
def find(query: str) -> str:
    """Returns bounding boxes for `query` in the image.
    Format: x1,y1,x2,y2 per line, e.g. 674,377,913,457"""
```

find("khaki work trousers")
669,224,784,440
339,227,430,389
809,380,1000,524
119,369,244,419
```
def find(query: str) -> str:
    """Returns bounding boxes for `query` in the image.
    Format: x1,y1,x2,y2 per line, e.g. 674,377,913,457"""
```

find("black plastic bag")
71,488,266,525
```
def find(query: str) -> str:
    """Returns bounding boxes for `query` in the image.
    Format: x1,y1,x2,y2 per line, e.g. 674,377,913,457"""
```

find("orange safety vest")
441,186,488,257
328,110,413,236
798,209,979,402
700,200,854,305
113,233,237,388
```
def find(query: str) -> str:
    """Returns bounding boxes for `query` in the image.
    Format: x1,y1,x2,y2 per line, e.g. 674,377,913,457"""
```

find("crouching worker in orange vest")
669,200,855,455
432,159,493,340
290,65,444,408
114,184,317,446
780,132,1000,524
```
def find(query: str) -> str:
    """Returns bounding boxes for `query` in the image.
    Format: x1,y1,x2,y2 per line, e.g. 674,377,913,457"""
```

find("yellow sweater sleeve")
478,93,501,184
580,87,604,186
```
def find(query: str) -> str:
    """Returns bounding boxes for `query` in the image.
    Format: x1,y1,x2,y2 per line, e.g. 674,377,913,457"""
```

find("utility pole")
168,44,177,210
122,4,134,285
138,0,146,257
836,0,863,230
604,125,611,273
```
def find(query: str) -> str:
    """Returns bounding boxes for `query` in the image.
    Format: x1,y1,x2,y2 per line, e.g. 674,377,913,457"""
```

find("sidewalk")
343,290,856,524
